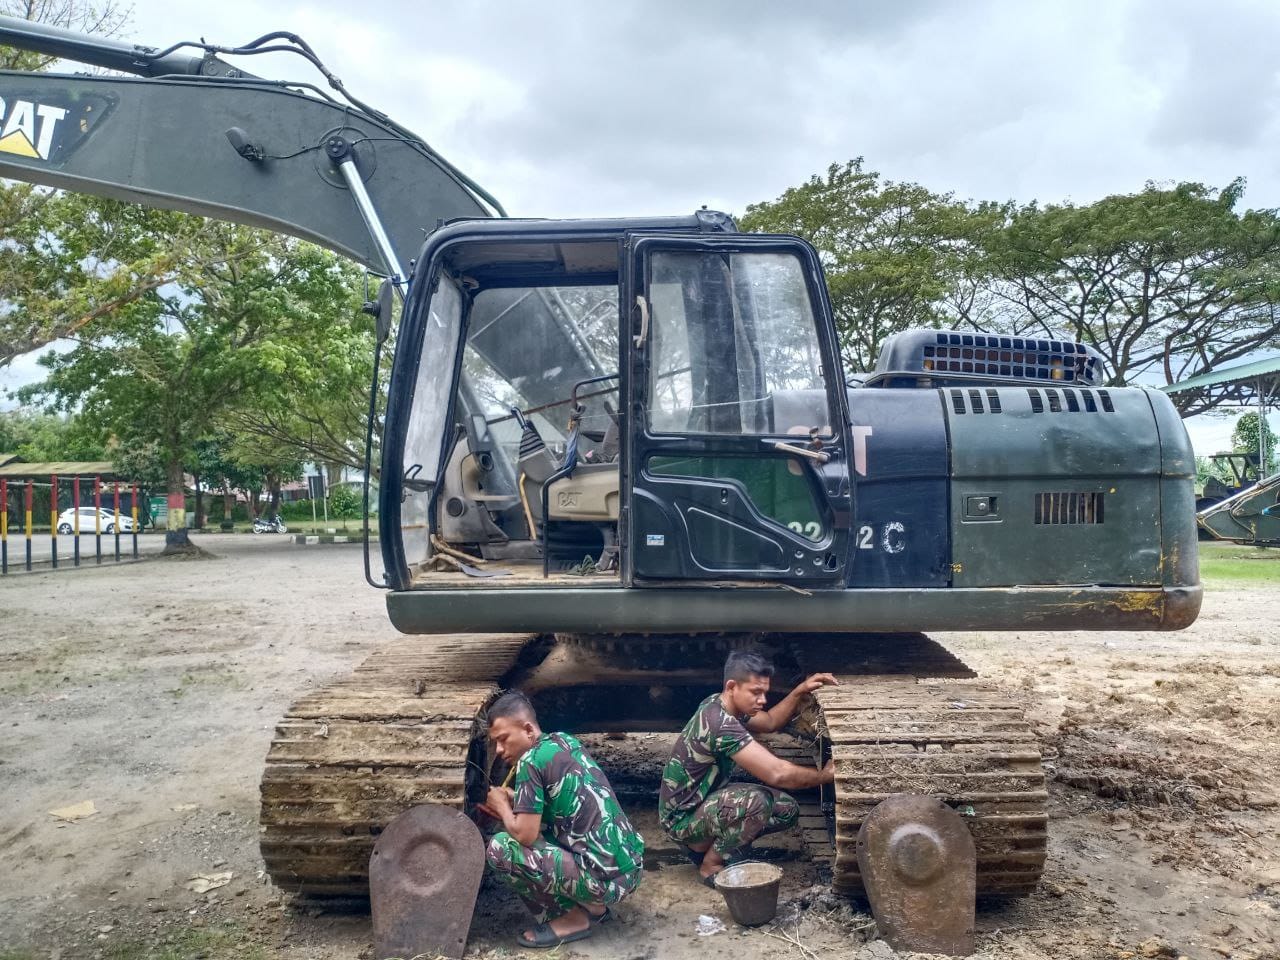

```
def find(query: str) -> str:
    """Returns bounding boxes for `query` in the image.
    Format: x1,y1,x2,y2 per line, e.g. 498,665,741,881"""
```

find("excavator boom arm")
0,14,496,273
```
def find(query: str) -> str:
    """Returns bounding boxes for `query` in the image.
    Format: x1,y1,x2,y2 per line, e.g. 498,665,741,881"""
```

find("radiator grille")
922,333,1101,382
1034,492,1105,525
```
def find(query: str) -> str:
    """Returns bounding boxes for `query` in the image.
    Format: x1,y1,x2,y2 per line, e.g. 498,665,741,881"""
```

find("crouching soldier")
479,691,644,948
660,651,838,886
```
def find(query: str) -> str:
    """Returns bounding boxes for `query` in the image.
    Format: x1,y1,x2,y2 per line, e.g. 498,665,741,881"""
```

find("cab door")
622,235,851,584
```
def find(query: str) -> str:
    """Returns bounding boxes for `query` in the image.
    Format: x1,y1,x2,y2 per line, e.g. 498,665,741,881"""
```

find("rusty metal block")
855,793,976,957
370,804,485,960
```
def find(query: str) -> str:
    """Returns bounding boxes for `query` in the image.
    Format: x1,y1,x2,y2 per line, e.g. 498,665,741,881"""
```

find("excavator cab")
379,208,1204,639
379,216,852,592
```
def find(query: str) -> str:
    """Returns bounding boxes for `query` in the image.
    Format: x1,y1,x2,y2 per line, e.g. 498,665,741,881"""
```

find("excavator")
0,12,1201,947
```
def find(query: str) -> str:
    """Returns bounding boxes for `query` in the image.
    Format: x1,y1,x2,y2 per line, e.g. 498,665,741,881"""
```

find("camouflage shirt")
658,693,754,831
512,732,644,879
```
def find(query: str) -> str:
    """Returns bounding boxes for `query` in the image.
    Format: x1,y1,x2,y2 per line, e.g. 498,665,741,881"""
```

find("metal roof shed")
1161,356,1280,473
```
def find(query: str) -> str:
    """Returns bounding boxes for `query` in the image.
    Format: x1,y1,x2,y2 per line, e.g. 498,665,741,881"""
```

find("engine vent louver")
950,386,1109,415
1025,387,1116,414
949,387,1005,414
922,332,1101,383
1034,492,1105,525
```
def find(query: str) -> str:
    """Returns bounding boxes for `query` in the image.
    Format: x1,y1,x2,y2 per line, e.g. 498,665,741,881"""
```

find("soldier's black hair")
487,690,538,725
723,651,774,686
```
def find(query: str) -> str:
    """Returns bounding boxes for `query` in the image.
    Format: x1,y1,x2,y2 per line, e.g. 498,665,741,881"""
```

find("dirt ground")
1,535,1277,960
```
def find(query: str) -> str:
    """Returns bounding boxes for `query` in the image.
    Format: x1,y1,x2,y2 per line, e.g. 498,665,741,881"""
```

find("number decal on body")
787,521,822,539
856,522,907,553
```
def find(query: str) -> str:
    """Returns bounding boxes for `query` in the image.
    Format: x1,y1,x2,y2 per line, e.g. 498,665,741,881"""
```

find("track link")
259,633,536,896
814,676,1048,897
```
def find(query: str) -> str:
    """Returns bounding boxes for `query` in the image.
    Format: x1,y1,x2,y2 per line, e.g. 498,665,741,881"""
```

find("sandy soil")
1,535,1277,960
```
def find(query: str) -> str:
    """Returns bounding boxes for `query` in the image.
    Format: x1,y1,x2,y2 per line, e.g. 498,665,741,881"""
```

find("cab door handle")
765,440,830,464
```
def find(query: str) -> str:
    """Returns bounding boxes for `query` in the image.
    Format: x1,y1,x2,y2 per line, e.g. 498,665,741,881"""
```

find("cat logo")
0,98,67,159
0,92,115,164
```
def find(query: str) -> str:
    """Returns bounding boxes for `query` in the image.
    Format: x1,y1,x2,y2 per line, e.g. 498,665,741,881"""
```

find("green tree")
17,201,360,549
1231,411,1278,476
958,180,1280,412
0,2,187,367
741,158,993,372
0,409,106,460
220,265,376,474
328,484,360,527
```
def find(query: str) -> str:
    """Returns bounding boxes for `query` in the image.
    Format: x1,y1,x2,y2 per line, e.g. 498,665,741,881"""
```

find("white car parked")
56,506,135,535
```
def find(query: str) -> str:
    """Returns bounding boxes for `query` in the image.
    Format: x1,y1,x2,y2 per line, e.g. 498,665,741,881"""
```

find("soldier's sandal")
516,922,594,948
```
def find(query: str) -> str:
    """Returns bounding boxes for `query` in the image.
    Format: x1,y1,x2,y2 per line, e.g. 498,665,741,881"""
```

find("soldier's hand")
796,672,840,694
821,758,836,783
486,786,513,812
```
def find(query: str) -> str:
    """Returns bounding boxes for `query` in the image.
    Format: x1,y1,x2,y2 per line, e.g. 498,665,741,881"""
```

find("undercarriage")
259,631,1047,899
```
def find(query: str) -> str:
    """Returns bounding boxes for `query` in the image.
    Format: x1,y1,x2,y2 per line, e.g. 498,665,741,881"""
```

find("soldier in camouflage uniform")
659,651,838,885
479,690,643,948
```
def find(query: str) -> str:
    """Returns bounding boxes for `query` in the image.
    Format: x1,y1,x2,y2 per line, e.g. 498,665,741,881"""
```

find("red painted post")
94,476,102,564
73,476,81,567
50,474,58,569
24,479,32,571
113,481,121,562
1,478,7,575
131,483,139,558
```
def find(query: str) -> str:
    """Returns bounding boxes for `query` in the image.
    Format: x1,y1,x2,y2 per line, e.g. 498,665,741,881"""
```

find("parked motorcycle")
252,514,288,534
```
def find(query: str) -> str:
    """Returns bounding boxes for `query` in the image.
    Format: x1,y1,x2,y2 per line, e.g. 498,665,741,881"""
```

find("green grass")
105,927,268,960
1197,540,1280,589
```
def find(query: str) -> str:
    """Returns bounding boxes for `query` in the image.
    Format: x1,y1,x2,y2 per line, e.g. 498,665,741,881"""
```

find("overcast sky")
6,0,1280,452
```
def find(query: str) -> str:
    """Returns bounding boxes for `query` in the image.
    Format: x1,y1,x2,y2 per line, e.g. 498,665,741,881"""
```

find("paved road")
0,530,314,571
1,529,162,568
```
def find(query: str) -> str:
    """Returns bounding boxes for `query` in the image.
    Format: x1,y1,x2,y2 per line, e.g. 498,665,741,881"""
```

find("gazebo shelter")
0,456,125,482
1161,356,1280,474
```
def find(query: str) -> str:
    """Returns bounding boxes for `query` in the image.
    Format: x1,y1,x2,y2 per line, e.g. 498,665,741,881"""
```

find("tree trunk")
267,472,282,516
194,472,204,530
222,484,234,522
163,456,191,551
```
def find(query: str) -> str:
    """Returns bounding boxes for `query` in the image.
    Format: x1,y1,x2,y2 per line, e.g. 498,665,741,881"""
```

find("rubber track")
259,633,535,896
812,676,1048,898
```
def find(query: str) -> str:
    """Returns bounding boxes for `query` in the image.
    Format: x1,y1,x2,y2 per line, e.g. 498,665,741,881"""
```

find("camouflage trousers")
664,784,799,856
485,832,642,923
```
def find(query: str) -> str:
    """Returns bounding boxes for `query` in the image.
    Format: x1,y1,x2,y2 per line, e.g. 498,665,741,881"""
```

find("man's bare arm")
479,786,542,846
732,740,834,790
746,672,840,734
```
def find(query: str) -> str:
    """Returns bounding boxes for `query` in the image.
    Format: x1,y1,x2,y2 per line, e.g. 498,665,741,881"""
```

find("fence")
0,476,141,575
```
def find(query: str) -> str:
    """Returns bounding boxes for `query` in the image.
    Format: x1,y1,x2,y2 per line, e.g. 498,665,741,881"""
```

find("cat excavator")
0,11,1201,944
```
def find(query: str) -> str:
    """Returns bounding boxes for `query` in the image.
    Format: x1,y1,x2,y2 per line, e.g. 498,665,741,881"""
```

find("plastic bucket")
713,861,783,926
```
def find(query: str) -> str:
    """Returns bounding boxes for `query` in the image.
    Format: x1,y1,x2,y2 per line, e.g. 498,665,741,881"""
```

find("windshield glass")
465,285,619,462
647,250,831,436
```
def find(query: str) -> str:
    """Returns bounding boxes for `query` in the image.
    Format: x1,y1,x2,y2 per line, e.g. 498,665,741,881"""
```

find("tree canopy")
741,159,990,373
956,180,1280,408
744,164,1280,413
16,199,368,536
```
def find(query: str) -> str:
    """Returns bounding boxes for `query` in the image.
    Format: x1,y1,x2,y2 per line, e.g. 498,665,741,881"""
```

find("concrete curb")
293,534,370,545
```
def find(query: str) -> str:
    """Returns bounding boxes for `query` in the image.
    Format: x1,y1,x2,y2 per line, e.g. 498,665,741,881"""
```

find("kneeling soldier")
479,691,644,948
660,651,838,885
